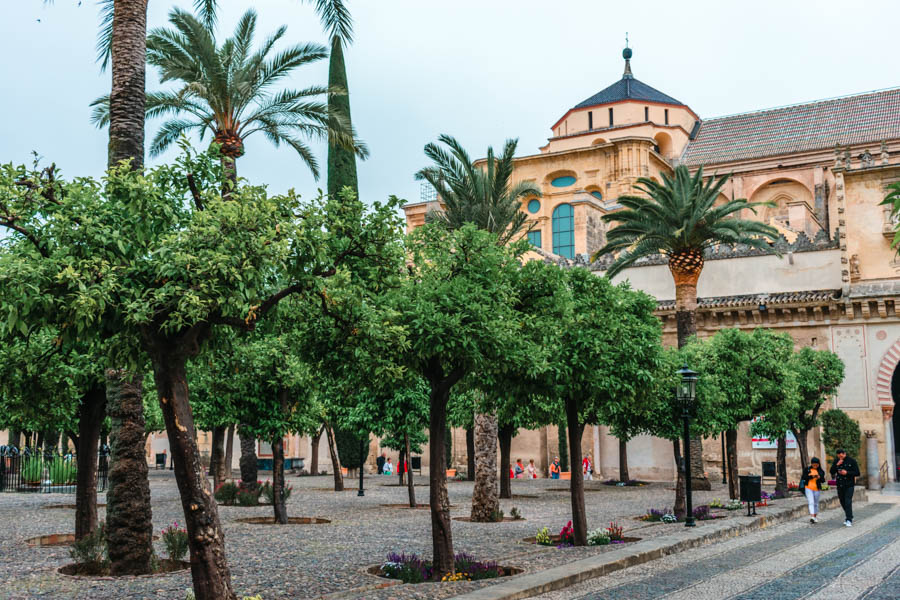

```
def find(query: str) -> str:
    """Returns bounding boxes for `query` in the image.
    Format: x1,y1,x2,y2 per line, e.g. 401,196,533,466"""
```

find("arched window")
552,203,575,258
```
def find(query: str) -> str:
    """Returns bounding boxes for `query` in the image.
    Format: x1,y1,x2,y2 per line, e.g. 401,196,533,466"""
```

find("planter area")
522,535,641,546
41,503,107,510
380,503,456,510
26,533,75,547
367,553,522,583
453,516,525,523
235,516,331,525
58,559,189,578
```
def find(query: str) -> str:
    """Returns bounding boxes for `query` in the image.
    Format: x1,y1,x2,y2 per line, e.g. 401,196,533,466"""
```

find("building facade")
403,47,900,484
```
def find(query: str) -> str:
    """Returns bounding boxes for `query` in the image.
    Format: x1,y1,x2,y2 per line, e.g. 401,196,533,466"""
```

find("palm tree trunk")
470,412,499,522
672,266,711,491
619,437,630,482
105,370,153,575
108,0,147,168
221,157,238,199
239,426,258,491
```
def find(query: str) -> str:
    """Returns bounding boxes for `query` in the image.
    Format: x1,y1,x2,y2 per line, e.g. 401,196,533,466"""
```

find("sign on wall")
750,417,798,449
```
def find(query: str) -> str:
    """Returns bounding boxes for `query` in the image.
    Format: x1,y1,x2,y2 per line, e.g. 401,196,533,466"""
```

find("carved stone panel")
832,326,870,410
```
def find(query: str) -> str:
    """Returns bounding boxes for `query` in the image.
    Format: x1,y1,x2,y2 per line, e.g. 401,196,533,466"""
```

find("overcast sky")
3,1,899,205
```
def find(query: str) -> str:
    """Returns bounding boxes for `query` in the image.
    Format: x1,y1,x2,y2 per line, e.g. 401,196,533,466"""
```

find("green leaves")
592,165,780,276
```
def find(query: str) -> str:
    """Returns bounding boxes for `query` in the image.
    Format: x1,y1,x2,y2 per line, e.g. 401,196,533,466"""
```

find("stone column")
866,433,881,491
883,406,896,482
592,425,602,480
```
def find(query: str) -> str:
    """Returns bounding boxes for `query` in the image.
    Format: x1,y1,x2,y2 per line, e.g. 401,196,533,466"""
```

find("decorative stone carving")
883,405,894,420
849,254,861,282
860,150,875,168
882,141,890,165
844,149,852,169
835,145,842,168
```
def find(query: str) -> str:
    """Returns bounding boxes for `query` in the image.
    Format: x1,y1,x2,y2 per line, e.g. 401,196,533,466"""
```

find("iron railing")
0,445,108,493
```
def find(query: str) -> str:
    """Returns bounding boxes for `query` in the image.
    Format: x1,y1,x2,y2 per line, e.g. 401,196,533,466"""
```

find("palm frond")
89,94,110,128
96,0,115,71
307,0,354,44
193,0,219,32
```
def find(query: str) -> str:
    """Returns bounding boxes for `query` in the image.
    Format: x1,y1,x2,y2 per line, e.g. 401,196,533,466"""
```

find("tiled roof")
574,77,683,110
681,87,900,166
656,289,839,311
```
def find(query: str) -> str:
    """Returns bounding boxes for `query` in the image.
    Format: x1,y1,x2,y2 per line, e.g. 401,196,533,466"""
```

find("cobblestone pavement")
0,471,821,600
535,501,900,600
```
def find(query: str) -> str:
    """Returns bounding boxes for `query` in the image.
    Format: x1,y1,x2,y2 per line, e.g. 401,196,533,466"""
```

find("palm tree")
592,164,779,491
415,134,539,523
92,6,367,191
415,134,539,245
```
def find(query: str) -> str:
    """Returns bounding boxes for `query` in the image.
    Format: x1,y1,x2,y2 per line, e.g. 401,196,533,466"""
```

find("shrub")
260,480,292,505
606,522,624,541
490,508,504,522
709,498,725,508
661,513,678,523
21,457,43,483
535,526,553,546
725,499,742,511
161,522,189,561
48,458,77,485
509,507,523,520
214,481,239,505
237,487,261,506
558,521,574,547
69,522,107,565
821,409,862,460
587,528,610,545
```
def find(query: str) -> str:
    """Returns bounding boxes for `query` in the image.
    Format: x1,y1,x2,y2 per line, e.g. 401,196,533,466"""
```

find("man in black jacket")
830,449,861,526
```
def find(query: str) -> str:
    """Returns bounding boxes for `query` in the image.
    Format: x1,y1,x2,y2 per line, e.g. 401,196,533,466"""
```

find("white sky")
2,0,899,205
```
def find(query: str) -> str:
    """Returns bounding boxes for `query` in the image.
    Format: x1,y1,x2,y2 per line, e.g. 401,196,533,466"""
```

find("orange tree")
0,147,403,600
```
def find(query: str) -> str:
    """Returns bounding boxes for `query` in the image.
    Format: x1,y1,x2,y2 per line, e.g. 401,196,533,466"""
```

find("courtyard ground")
0,471,856,599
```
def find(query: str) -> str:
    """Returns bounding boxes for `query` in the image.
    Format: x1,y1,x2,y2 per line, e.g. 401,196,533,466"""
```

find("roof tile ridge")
700,85,900,124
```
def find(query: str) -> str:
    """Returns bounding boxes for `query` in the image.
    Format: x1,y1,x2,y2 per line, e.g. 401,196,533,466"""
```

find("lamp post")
358,436,366,497
677,364,698,527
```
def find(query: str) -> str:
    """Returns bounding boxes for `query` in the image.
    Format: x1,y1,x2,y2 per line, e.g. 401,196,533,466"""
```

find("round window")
550,175,576,188
590,191,603,201
527,199,541,213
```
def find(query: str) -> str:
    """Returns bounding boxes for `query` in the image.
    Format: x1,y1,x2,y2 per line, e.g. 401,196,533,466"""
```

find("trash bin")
740,474,762,516
739,475,762,503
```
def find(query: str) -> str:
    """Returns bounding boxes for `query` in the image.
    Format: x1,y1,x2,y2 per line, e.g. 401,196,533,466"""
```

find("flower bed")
524,521,640,547
603,479,647,487
214,480,291,506
369,552,521,583
637,505,725,523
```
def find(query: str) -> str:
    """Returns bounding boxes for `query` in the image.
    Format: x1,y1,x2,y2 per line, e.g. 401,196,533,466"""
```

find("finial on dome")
622,33,633,79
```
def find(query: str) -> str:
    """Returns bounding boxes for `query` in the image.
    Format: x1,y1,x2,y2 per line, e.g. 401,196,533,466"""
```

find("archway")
653,132,673,157
877,339,900,482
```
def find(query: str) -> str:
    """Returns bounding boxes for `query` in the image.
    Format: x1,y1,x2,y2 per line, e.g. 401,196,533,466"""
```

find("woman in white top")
383,457,393,475
526,459,538,479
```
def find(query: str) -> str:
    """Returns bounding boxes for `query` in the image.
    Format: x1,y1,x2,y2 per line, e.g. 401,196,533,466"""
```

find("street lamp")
676,364,698,527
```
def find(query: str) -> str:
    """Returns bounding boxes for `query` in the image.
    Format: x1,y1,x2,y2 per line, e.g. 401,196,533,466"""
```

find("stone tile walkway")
534,501,900,600
0,471,817,599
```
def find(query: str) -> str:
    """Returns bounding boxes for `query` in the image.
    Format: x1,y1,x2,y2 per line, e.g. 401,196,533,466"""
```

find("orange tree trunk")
74,385,106,541
428,381,455,578
148,338,236,600
565,398,587,546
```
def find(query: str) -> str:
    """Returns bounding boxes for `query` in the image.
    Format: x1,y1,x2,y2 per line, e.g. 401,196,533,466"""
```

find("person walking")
514,459,525,479
549,457,561,479
383,457,394,476
526,459,538,479
830,449,860,527
800,457,824,523
582,454,593,481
